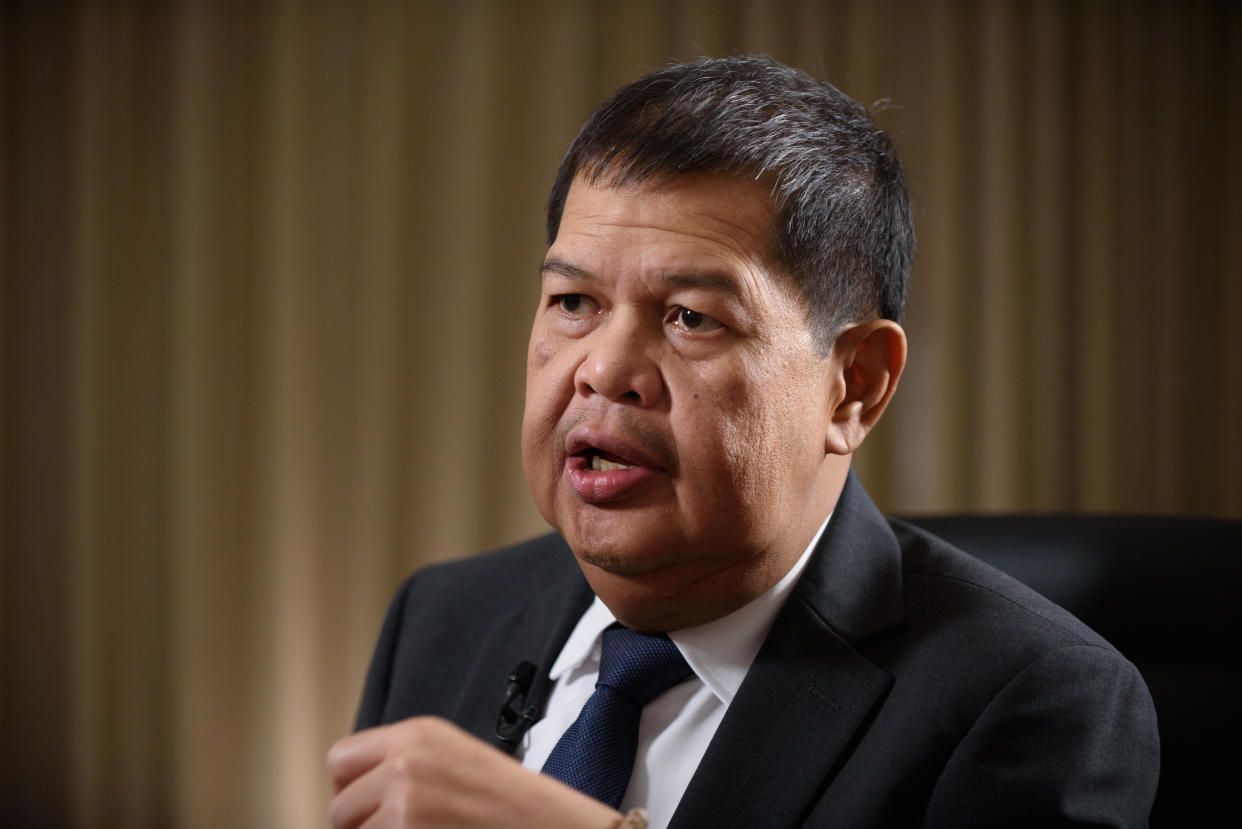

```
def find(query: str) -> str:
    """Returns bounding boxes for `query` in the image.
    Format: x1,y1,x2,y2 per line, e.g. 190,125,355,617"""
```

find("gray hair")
546,55,915,351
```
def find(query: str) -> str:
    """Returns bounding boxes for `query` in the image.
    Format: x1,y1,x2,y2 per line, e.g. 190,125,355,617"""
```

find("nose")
573,312,663,406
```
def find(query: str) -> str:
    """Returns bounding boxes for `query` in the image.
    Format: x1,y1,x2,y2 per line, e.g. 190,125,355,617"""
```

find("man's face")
521,173,848,630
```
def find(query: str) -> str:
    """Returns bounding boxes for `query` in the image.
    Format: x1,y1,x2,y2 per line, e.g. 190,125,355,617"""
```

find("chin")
554,500,662,562
575,545,664,577
565,526,672,576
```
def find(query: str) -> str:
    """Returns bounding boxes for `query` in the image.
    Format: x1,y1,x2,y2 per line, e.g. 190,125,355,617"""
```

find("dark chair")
901,513,1240,825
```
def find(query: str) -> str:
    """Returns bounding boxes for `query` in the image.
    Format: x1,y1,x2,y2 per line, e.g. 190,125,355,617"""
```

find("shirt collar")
547,513,831,705
547,596,619,681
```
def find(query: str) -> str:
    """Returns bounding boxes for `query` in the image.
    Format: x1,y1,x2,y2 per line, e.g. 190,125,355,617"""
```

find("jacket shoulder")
808,517,1160,825
887,516,1116,653
354,532,586,731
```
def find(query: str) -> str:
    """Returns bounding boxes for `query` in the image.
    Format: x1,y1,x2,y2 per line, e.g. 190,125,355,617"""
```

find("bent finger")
326,723,399,792
328,760,390,829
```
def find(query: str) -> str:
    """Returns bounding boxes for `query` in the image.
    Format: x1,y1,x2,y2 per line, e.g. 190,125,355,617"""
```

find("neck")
587,459,850,632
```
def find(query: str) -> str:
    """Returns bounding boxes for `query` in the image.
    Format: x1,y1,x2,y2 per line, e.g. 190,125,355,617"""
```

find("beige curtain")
2,1,1238,826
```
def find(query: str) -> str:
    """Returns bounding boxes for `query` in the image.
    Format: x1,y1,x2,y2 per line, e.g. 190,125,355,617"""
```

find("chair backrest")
901,513,1240,826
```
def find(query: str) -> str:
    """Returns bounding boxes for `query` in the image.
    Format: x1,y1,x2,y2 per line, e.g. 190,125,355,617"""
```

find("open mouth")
580,447,639,472
564,433,659,503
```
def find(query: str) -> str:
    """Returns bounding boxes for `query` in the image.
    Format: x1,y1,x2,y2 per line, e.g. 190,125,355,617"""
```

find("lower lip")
565,456,658,503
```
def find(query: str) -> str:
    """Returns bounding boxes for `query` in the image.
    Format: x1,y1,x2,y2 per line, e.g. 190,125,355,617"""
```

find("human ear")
824,320,907,455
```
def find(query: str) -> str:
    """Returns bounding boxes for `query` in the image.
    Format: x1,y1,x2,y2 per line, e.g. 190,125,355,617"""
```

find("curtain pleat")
2,1,1239,825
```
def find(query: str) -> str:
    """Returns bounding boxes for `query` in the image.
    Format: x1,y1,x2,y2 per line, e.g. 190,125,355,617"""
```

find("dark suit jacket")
355,474,1160,827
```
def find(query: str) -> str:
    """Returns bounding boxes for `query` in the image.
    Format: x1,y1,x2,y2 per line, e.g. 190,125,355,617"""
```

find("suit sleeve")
353,575,414,731
924,644,1160,828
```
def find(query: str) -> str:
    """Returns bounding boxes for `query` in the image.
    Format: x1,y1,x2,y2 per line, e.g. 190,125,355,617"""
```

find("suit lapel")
444,535,595,753
669,472,904,827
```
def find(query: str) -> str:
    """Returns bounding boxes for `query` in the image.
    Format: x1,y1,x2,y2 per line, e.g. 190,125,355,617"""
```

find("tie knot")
597,625,692,706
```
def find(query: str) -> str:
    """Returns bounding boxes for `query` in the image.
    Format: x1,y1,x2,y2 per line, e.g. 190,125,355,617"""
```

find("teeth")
590,455,636,472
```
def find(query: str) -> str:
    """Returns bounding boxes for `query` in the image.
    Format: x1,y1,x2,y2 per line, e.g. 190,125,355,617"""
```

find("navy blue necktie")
541,624,692,808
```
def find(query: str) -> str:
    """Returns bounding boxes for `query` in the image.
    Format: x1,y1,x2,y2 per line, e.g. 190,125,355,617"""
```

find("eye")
554,294,597,316
669,306,723,333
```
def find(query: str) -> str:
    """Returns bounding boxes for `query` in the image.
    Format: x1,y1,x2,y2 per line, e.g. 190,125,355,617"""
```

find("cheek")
521,391,559,518
530,337,555,369
524,335,561,425
694,376,773,505
522,336,576,527
522,336,573,464
713,365,822,503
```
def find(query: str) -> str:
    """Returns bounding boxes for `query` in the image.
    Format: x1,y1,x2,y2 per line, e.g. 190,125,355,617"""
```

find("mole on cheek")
531,339,555,368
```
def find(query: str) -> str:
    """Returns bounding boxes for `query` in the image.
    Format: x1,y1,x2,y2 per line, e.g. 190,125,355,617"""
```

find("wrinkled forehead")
554,172,783,271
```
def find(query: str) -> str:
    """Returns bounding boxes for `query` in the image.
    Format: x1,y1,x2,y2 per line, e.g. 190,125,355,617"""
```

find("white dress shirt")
518,516,830,829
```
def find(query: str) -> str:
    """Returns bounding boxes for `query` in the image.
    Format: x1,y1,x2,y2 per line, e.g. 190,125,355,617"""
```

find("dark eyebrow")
661,272,740,297
540,257,594,281
541,258,743,300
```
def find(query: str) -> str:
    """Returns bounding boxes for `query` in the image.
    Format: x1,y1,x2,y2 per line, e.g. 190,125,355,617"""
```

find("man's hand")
326,716,623,829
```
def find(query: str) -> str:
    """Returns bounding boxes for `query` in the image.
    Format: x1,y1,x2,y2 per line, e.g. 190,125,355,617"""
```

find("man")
327,56,1159,828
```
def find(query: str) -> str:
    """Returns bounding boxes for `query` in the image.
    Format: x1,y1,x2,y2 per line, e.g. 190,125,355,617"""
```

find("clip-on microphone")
494,660,540,744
